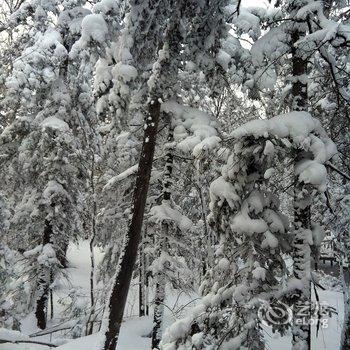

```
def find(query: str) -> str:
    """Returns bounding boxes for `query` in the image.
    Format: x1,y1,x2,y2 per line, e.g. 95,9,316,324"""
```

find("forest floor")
0,240,345,350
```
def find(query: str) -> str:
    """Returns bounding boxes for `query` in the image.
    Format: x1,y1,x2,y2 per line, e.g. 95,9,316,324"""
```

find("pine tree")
0,0,96,329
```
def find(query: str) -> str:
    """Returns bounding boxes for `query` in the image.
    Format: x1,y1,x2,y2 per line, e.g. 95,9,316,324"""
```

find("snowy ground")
0,241,344,349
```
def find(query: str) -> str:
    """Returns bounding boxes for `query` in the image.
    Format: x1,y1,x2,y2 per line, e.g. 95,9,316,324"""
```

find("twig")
326,162,350,181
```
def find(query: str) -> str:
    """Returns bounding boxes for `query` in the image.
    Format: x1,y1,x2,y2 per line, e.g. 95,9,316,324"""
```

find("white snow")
232,112,319,142
218,257,230,270
113,63,138,83
261,231,279,249
104,164,138,190
93,0,119,14
311,223,326,246
252,265,266,281
230,212,268,235
264,167,275,179
0,241,344,350
246,190,265,214
40,29,64,51
81,14,108,44
263,140,275,156
295,160,328,192
37,244,58,267
192,136,221,158
216,49,231,70
231,111,337,192
41,117,69,131
43,180,68,200
23,245,42,258
0,329,30,342
250,26,288,66
263,209,287,234
161,101,220,157
210,176,240,209
149,202,193,232
233,8,261,40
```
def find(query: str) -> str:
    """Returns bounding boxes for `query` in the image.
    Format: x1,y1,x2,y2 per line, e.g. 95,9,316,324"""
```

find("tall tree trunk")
290,25,311,350
35,219,52,330
151,230,166,349
150,14,182,342
138,230,145,317
50,271,54,320
291,30,308,111
145,223,150,317
87,155,97,335
341,266,350,349
151,126,173,349
103,99,161,350
86,232,96,335
292,191,312,349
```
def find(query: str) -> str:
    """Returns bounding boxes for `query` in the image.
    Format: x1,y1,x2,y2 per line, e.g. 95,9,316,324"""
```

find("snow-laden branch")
0,338,57,347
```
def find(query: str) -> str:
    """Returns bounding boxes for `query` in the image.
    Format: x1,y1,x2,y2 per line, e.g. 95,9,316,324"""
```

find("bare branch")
326,161,350,181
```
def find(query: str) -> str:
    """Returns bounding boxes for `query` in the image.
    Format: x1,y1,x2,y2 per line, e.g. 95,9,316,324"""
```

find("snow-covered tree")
0,0,348,348
0,0,97,330
161,110,336,349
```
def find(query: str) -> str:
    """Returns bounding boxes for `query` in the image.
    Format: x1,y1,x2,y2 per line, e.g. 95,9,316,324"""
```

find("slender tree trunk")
35,220,52,330
151,260,166,349
290,25,311,350
87,234,96,335
291,31,308,111
50,271,54,320
145,226,150,317
151,227,167,348
103,99,161,350
87,156,97,335
341,266,350,349
89,234,95,313
139,231,145,317
292,193,312,349
151,125,173,349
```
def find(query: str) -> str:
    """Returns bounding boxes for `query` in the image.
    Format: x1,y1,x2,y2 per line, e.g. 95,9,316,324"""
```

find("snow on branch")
161,100,221,158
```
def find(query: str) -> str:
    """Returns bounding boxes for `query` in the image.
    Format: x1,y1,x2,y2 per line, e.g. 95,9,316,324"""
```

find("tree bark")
145,227,150,317
290,24,311,350
87,233,96,335
103,99,161,350
291,30,308,111
138,230,145,317
292,194,312,350
151,270,166,349
35,219,52,330
341,266,350,349
87,156,97,335
151,125,173,349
